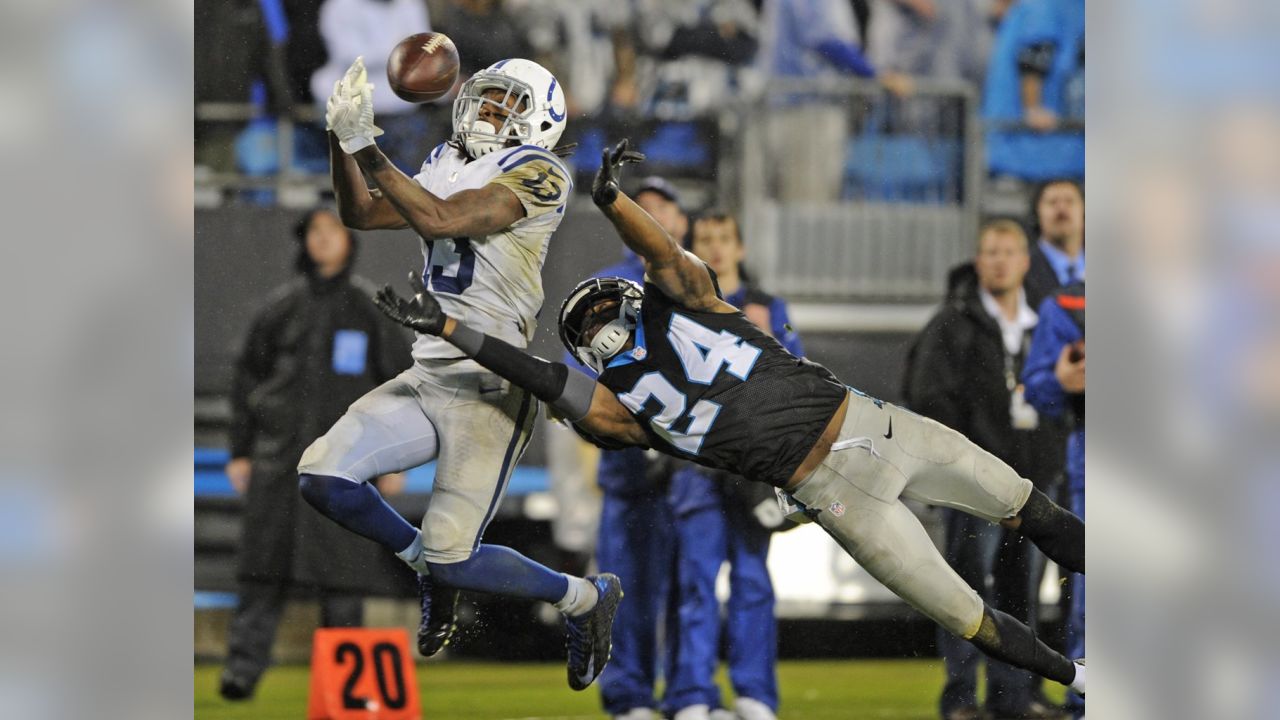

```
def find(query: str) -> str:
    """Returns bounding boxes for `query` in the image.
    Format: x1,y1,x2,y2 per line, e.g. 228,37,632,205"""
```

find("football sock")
1015,488,1085,573
298,473,418,552
425,545,569,603
968,605,1076,686
1070,660,1086,695
552,573,601,614
395,530,429,574
554,575,599,617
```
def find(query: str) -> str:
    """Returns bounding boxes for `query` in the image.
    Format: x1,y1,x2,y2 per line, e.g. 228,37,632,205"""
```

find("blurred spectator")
982,0,1084,182
218,208,413,701
632,0,760,120
664,210,801,720
283,0,330,104
1024,178,1085,310
509,0,636,118
756,0,913,202
1022,282,1085,720
865,0,991,86
906,219,1068,720
584,177,689,720
431,0,532,79
195,0,295,172
310,0,433,169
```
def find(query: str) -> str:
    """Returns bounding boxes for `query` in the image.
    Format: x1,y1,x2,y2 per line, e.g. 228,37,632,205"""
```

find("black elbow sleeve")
472,336,568,404
455,323,596,421
1017,42,1056,77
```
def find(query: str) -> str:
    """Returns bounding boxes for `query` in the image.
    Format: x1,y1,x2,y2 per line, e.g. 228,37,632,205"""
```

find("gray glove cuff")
556,369,597,423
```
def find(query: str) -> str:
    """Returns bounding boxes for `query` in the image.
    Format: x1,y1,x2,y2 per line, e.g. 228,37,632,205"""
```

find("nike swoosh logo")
884,417,893,439
578,656,595,686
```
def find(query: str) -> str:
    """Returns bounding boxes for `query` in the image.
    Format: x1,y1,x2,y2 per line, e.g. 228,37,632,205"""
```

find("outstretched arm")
592,141,731,312
329,132,407,230
325,57,525,238
374,274,649,445
351,145,526,239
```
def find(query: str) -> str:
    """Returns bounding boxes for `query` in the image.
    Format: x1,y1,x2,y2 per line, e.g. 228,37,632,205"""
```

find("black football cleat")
417,573,459,657
218,669,255,701
565,573,623,691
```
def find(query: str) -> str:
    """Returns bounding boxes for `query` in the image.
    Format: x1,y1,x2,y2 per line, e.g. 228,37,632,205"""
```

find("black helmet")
557,277,643,373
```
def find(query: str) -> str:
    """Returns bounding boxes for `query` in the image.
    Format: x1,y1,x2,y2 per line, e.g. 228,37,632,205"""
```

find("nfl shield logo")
632,347,647,360
828,501,845,517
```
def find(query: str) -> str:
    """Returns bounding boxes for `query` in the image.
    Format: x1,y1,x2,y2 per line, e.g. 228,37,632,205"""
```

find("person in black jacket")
907,219,1069,720
219,208,413,701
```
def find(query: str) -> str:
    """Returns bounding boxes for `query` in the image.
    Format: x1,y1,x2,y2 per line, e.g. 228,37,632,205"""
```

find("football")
386,32,460,103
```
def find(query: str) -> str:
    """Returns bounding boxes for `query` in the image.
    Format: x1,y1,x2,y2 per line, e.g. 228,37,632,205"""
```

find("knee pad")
971,454,1033,521
297,414,366,480
421,494,480,564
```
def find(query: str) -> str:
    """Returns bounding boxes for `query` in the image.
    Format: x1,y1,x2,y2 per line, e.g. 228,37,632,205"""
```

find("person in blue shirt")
663,210,802,720
982,0,1085,182
582,177,688,720
1024,179,1085,310
1022,283,1085,719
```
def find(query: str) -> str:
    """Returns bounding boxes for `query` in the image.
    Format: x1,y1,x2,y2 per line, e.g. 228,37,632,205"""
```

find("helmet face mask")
452,59,566,159
558,278,644,373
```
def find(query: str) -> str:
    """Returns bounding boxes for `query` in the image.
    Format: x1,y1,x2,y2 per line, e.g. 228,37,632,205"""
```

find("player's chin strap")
588,319,631,365
582,297,638,371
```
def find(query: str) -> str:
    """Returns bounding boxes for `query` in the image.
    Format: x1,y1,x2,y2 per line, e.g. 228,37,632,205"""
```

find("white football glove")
325,57,383,154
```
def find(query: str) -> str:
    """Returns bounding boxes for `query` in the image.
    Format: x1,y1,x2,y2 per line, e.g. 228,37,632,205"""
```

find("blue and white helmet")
452,58,567,159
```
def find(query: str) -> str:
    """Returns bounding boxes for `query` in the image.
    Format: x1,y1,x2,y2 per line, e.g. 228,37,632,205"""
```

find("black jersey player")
374,141,1087,696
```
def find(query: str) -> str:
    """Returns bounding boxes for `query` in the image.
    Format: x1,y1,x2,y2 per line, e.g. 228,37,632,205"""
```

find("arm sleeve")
813,39,876,77
449,323,596,421
1021,299,1076,417
1017,42,1058,77
489,155,572,220
905,311,966,430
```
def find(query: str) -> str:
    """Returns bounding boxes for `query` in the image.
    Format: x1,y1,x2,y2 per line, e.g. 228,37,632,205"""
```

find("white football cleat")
734,696,778,720
673,705,711,720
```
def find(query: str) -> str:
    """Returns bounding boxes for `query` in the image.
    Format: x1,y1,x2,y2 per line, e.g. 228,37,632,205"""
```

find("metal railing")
195,103,329,207
730,77,984,303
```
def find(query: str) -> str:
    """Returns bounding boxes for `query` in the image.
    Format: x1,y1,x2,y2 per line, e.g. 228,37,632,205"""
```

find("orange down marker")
306,628,421,720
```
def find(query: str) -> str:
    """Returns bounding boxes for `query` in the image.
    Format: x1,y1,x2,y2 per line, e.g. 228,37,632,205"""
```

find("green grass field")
195,659,977,719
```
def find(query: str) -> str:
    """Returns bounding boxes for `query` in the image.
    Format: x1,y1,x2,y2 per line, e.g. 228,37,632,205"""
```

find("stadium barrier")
731,77,983,303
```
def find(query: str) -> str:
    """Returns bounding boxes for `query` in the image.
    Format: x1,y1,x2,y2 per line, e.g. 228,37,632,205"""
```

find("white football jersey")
410,142,573,360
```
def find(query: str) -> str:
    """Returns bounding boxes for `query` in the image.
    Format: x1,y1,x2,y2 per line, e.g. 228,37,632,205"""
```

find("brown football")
386,32,460,103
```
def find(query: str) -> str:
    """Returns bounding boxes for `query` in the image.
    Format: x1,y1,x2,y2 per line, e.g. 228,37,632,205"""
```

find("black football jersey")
596,281,847,487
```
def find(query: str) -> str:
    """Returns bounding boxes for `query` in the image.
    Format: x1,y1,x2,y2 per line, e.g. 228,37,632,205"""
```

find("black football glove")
374,270,447,335
591,139,646,207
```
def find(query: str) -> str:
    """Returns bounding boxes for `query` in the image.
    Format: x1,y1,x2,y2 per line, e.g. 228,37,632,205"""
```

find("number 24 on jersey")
618,314,760,454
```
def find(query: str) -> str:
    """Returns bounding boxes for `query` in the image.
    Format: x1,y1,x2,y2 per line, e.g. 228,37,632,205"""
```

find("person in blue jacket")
663,210,802,720
1021,282,1085,719
584,177,688,720
983,0,1085,181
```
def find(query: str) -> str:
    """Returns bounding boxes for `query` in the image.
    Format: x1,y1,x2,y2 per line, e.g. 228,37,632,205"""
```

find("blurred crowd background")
0,0,1254,718
193,2,1092,718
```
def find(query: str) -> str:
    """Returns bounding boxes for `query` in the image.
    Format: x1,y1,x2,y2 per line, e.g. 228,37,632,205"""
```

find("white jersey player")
297,57,622,692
